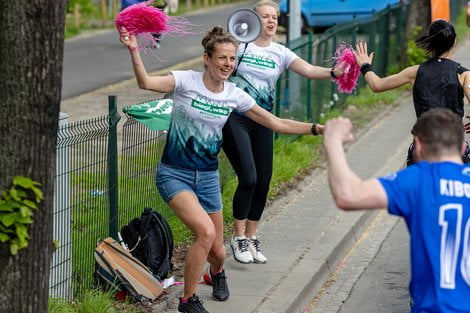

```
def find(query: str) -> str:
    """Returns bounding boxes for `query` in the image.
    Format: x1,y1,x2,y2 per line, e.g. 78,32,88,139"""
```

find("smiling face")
204,42,237,82
256,4,278,39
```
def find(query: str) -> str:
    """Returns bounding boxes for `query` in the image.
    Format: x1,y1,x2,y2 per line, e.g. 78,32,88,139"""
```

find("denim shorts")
155,162,222,213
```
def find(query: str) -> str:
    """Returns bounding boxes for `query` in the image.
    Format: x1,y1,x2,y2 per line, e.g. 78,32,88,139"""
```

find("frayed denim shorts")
155,162,222,214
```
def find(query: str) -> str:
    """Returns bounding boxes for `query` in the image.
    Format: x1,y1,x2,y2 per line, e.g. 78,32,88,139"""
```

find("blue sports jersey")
379,161,470,313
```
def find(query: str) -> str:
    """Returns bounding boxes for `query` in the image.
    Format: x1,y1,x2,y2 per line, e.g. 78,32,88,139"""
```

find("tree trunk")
0,1,67,312
400,0,431,65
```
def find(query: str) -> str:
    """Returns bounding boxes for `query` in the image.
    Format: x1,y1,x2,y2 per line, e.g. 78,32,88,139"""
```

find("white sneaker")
230,236,253,264
248,236,267,263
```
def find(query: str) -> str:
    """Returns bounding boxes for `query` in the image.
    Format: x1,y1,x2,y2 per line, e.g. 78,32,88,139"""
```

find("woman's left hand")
316,123,325,135
332,62,345,78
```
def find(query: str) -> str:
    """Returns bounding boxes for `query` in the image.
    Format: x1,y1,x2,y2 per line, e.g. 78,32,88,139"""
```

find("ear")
414,136,425,161
461,141,467,156
203,53,209,66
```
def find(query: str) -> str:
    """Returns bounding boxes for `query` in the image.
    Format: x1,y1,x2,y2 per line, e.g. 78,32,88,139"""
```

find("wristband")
330,69,338,79
311,123,318,136
360,63,373,76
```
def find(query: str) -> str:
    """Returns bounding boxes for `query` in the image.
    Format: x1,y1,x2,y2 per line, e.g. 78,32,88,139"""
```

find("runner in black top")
353,19,470,165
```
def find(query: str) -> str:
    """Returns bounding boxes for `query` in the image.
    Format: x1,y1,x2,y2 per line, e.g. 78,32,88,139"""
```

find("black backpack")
120,208,174,281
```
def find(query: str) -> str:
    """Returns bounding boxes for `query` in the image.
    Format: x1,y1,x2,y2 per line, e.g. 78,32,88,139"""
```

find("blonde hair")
253,0,280,16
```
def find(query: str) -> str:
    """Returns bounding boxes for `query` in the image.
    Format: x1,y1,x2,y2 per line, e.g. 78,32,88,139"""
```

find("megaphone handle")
232,43,249,77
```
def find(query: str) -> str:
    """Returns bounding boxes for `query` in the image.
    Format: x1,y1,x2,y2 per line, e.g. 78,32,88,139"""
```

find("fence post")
108,95,119,239
306,31,313,120
49,112,72,300
330,34,337,107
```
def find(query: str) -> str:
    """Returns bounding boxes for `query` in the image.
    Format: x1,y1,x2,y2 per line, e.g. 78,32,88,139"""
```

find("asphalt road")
308,211,411,313
61,0,257,100
338,218,410,313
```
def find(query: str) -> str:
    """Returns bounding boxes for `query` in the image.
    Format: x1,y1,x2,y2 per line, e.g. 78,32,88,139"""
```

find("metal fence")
50,0,464,299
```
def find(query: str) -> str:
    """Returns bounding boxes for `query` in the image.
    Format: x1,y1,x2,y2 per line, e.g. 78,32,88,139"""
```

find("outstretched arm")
118,27,175,93
354,41,418,92
323,117,388,210
463,71,470,104
462,72,470,133
244,104,324,135
288,57,344,80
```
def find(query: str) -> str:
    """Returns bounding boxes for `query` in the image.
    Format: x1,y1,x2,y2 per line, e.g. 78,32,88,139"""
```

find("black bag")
120,208,174,281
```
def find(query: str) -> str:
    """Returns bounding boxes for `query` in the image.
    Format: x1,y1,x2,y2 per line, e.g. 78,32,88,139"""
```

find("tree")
0,1,67,312
400,0,432,65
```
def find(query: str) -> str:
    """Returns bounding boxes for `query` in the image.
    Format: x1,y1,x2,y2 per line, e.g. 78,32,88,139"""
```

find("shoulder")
401,65,419,80
172,70,201,81
271,42,292,53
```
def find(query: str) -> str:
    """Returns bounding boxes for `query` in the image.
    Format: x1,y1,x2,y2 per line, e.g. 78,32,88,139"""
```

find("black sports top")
413,58,467,118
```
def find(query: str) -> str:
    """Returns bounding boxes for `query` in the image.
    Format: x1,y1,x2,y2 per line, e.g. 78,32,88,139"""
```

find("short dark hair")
411,108,464,158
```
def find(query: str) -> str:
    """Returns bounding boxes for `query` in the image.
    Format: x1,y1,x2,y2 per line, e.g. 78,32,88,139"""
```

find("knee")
195,226,216,249
239,171,257,191
209,243,226,263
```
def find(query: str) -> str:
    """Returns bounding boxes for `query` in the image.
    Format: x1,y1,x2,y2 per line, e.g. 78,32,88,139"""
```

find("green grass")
49,289,145,313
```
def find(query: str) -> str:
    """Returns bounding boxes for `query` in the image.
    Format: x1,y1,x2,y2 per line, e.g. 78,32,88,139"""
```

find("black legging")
222,112,273,221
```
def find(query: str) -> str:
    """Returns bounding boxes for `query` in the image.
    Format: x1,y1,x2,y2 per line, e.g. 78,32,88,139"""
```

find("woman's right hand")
353,41,374,67
118,27,138,52
464,115,470,133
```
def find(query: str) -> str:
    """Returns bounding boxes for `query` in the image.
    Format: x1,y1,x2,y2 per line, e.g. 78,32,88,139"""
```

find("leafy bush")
405,26,427,67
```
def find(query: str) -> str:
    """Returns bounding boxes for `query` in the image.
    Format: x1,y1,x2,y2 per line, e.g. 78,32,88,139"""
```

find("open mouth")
220,68,232,75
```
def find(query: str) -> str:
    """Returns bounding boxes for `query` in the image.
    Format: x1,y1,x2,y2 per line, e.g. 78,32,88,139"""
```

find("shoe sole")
212,295,229,301
230,244,253,264
253,258,267,264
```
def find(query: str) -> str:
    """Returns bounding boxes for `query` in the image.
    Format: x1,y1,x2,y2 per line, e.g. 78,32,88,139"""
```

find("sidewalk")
60,29,470,313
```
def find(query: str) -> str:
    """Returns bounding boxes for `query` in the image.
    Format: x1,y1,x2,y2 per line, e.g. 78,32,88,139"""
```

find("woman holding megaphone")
222,0,344,265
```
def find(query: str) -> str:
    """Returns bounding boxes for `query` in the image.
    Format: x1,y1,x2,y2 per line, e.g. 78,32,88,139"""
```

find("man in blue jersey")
324,108,470,313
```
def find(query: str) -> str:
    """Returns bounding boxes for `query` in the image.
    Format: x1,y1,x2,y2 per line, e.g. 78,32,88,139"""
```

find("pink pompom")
115,1,169,34
331,43,360,94
115,0,195,52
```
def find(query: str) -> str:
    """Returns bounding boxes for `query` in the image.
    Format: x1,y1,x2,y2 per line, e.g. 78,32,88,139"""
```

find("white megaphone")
227,8,262,43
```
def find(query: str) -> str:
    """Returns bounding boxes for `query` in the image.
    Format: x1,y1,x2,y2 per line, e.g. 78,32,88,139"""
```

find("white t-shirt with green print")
229,42,298,112
161,70,255,171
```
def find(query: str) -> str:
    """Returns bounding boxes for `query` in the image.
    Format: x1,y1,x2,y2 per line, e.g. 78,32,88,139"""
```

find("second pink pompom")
331,44,360,94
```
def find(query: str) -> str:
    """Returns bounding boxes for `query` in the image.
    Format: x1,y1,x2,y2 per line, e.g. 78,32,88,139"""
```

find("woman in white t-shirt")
223,0,343,265
119,25,323,313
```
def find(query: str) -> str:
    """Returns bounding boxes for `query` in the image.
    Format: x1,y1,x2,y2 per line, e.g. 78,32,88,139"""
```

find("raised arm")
323,117,388,210
118,27,175,93
354,41,418,92
244,104,324,135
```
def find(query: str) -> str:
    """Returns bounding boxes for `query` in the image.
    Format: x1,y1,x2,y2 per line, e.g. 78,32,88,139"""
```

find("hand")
332,61,345,77
323,117,354,144
118,27,138,52
353,41,374,67
464,115,470,133
315,123,325,135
